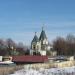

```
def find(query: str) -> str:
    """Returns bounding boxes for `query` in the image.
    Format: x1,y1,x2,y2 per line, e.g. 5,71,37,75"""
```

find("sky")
0,0,75,45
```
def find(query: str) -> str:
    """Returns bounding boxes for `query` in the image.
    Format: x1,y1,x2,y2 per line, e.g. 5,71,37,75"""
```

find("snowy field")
10,66,75,75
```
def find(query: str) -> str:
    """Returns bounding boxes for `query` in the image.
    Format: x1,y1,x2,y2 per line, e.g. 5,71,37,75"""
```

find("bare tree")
6,38,16,55
0,39,9,56
66,34,75,55
53,34,75,56
53,37,68,55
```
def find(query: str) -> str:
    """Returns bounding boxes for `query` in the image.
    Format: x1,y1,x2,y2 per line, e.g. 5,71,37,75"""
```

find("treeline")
0,38,29,56
0,34,75,56
53,34,75,56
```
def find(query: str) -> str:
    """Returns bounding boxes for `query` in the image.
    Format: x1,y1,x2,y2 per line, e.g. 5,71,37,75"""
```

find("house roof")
12,55,48,63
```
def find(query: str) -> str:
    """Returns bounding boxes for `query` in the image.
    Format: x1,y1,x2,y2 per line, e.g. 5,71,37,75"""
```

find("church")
30,27,51,55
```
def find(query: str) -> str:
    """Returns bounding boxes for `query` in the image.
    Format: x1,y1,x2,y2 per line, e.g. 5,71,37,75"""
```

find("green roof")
39,30,47,40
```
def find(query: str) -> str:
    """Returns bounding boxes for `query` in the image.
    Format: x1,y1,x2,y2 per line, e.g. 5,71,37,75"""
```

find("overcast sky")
0,0,75,45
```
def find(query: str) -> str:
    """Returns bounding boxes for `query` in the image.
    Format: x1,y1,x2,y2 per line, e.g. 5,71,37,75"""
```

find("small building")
12,55,48,63
0,56,14,65
0,56,12,62
3,56,12,62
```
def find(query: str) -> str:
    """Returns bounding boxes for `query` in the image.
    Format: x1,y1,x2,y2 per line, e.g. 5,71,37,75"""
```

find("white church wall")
39,50,46,56
43,39,48,45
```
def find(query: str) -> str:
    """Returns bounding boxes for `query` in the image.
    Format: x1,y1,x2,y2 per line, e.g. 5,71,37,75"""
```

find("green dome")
39,30,47,40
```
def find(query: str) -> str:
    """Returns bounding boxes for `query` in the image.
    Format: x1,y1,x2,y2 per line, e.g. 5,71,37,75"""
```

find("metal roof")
12,55,48,63
39,30,47,40
32,34,39,43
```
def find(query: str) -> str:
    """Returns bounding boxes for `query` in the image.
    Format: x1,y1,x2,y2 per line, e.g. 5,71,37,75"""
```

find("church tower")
39,27,48,50
31,32,41,51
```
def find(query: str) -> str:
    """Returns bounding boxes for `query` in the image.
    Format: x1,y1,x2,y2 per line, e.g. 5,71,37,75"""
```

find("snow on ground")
10,66,75,75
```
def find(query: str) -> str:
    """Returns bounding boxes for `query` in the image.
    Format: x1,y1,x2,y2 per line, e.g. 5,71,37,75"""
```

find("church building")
30,27,51,55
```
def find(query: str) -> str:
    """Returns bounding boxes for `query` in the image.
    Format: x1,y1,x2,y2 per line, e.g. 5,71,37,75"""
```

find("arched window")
33,45,36,50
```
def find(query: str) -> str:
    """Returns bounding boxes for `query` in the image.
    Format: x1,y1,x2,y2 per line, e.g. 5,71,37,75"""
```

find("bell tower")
39,26,48,50
31,32,41,50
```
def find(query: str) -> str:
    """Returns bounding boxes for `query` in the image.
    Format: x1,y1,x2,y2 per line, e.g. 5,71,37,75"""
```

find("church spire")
39,25,47,40
31,32,39,43
42,24,44,31
35,32,37,35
